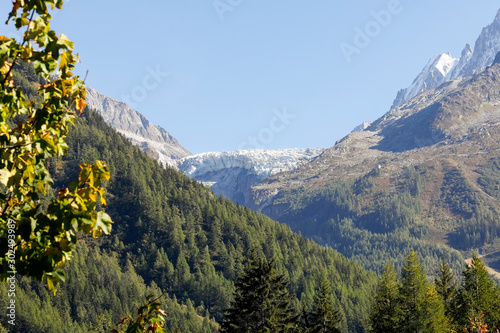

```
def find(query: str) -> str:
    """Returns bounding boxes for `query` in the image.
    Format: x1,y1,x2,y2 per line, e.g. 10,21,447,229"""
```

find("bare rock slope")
85,87,191,166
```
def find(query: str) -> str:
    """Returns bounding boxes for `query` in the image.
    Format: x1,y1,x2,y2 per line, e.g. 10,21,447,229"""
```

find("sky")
1,1,500,154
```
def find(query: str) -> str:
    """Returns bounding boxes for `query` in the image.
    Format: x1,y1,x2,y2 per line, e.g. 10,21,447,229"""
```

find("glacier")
176,148,325,205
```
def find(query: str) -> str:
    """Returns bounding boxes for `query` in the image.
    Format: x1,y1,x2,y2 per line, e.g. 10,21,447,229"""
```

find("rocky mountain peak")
391,53,458,109
392,9,500,109
461,43,473,58
85,87,191,167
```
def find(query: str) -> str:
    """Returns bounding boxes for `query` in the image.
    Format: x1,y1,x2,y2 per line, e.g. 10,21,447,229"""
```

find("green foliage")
369,264,402,333
370,252,500,332
42,108,377,331
369,250,450,333
306,277,342,333
453,253,500,331
0,241,219,332
399,250,442,332
434,256,457,318
477,158,500,201
441,167,500,249
220,253,298,332
0,0,112,291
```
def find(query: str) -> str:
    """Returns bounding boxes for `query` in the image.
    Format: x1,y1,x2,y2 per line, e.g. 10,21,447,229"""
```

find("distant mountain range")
85,89,326,200
392,9,500,109
83,7,500,274
248,58,500,272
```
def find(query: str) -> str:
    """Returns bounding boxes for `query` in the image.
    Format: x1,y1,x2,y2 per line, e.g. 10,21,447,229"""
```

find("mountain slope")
36,108,377,332
250,62,500,273
85,86,191,166
392,9,500,108
177,148,324,205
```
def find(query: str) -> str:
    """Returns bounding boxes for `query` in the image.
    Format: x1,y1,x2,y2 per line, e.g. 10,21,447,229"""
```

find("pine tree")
220,253,298,332
454,253,500,330
425,285,450,333
307,278,341,333
369,263,402,333
400,250,429,332
434,256,457,318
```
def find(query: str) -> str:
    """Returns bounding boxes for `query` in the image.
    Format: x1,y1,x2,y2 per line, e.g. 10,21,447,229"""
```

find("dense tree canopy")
370,251,500,333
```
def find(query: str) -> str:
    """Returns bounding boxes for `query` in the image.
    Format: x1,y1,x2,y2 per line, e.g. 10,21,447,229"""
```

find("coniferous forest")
0,63,498,332
1,2,500,333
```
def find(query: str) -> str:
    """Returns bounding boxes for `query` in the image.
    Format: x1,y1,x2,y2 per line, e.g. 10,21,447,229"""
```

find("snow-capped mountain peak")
392,9,500,109
391,53,458,109
434,53,458,76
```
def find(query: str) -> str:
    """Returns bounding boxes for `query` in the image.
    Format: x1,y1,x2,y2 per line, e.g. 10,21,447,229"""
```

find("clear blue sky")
2,1,500,154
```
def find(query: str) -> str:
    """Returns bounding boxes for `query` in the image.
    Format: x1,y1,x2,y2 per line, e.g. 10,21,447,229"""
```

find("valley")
2,2,500,332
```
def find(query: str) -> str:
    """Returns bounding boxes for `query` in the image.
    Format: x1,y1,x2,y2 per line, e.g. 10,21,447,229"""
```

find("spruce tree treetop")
455,253,500,330
308,277,341,333
369,263,402,333
434,255,457,317
220,253,298,332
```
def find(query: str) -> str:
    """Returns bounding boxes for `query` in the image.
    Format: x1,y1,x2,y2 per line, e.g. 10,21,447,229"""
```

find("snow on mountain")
392,9,500,109
391,53,458,109
177,148,324,205
445,43,473,81
84,86,325,206
85,87,191,166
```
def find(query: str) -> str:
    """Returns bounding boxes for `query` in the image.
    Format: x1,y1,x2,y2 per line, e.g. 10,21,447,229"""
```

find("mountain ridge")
391,9,500,109
85,86,192,166
246,62,500,272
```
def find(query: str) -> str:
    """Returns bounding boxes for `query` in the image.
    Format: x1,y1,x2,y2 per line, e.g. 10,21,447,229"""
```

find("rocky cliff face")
458,10,500,78
177,148,324,205
391,9,500,109
85,87,191,166
391,53,458,109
